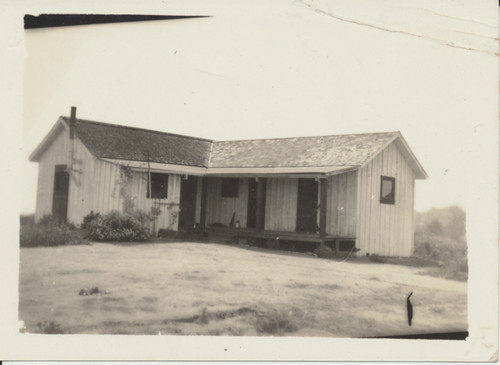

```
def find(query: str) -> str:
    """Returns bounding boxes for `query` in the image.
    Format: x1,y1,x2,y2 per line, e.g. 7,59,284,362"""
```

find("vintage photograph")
8,0,497,360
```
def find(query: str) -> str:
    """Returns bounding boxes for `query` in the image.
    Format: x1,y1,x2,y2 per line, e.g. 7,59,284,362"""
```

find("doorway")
246,178,258,228
179,176,198,231
52,165,70,222
296,178,319,233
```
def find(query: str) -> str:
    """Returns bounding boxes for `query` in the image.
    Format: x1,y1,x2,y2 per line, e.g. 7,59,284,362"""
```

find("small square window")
147,173,169,199
221,178,239,198
380,176,395,204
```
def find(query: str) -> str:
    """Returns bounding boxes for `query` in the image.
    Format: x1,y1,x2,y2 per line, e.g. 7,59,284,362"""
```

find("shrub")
81,210,101,230
314,244,335,258
20,215,87,247
83,210,153,242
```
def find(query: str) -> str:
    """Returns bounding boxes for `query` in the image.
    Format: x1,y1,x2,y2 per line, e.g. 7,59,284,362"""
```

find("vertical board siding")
68,138,122,224
34,126,181,232
34,127,72,221
357,141,415,257
205,178,249,227
264,178,298,231
325,171,357,237
127,171,181,232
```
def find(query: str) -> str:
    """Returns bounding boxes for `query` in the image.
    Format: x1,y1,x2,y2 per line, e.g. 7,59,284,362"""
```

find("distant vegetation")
413,205,468,281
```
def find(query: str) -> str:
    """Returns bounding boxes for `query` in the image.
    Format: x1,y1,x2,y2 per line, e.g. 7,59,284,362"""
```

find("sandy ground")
19,242,467,337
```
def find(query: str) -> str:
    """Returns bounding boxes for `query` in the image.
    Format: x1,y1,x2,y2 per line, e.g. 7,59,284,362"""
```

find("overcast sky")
20,0,498,214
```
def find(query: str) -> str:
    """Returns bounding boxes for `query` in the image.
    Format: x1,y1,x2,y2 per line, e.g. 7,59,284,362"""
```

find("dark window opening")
380,176,395,204
147,173,169,199
221,178,239,198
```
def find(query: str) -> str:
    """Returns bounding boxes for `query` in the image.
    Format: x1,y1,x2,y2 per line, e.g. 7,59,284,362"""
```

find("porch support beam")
256,178,266,232
319,178,328,243
199,177,208,230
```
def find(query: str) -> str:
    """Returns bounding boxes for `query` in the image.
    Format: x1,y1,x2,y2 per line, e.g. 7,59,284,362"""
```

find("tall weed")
20,215,87,247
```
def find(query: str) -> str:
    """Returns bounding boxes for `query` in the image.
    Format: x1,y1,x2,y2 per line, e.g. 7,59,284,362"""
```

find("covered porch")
189,166,359,253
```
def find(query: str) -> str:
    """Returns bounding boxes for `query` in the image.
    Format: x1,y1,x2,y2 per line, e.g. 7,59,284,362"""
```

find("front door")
179,176,197,231
52,165,70,223
296,178,318,233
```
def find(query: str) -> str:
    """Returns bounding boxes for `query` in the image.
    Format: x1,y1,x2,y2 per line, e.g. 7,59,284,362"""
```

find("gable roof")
209,132,427,179
210,132,397,168
30,117,213,167
30,116,427,179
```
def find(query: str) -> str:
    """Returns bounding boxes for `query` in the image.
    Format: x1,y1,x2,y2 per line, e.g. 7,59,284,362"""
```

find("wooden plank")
319,178,327,241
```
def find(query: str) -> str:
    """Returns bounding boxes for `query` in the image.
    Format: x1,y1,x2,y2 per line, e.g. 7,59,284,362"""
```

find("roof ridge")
62,116,214,143
213,131,400,143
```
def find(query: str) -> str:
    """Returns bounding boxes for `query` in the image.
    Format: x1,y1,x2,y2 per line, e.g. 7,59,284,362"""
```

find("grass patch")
20,215,88,247
35,321,65,334
254,307,303,335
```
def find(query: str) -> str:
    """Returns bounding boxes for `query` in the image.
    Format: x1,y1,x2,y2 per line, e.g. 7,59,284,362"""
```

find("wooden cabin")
29,108,427,256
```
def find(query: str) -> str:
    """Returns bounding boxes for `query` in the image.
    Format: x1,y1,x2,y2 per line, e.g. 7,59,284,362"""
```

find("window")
221,178,239,198
380,176,395,204
147,173,169,199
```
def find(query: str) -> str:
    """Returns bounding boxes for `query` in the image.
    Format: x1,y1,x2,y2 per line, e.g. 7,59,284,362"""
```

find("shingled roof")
209,133,398,168
66,117,212,167
30,116,426,178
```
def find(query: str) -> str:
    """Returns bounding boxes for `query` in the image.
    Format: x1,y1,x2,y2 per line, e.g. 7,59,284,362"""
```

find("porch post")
319,177,328,242
256,178,266,232
199,177,208,231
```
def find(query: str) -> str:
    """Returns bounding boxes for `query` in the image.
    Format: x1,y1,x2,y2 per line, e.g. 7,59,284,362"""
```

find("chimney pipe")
69,106,76,139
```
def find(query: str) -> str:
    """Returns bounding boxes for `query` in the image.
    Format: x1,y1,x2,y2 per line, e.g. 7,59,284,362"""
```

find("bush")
81,210,101,230
20,215,87,247
83,210,153,242
314,244,335,258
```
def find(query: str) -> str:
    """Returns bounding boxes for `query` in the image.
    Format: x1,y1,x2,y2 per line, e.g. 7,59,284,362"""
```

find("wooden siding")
68,139,122,224
35,126,72,221
127,171,181,232
325,171,357,237
357,141,415,256
34,126,124,224
264,178,298,231
205,178,249,227
34,126,181,232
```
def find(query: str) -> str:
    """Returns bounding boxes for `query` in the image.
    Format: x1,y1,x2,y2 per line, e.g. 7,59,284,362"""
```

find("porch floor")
206,226,355,247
